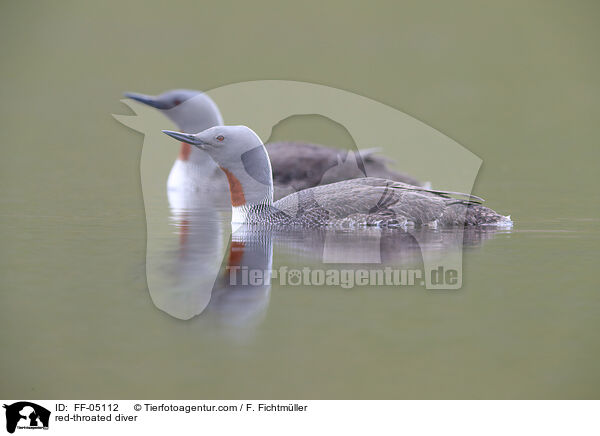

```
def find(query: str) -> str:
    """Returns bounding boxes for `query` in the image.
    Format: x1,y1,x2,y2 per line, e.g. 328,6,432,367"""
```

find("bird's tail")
442,202,513,227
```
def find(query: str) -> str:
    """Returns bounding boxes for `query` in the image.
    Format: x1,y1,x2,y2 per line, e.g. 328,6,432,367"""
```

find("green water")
1,1,599,399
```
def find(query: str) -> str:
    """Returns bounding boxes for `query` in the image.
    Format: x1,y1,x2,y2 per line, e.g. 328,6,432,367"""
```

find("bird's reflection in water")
202,228,273,332
269,226,504,266
148,194,273,335
146,198,225,321
149,200,510,332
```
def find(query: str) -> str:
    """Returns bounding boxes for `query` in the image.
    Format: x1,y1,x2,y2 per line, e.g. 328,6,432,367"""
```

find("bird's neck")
220,146,274,224
175,142,218,168
178,142,192,161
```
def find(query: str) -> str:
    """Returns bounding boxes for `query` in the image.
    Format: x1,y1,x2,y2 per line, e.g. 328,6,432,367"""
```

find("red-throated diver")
124,89,423,199
162,126,513,229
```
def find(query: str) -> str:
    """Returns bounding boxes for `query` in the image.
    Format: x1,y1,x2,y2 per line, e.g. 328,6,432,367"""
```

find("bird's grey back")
241,177,507,228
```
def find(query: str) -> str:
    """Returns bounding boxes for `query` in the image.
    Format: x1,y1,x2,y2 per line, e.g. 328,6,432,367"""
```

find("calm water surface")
1,178,598,399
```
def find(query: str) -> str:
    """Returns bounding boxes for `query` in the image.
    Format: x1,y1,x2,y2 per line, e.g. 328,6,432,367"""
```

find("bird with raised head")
162,126,513,229
124,89,424,199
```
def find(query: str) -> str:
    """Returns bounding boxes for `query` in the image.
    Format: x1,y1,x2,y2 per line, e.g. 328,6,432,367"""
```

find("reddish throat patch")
227,241,246,268
220,167,246,206
178,142,191,161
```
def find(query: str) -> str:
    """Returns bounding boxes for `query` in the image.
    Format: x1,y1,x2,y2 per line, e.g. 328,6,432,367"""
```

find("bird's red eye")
174,99,181,106
216,135,225,141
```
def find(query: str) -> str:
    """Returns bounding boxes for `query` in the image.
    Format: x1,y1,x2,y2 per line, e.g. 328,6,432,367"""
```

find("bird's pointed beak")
124,92,169,109
162,130,206,149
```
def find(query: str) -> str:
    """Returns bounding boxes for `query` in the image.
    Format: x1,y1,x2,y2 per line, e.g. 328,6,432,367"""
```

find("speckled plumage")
241,177,512,228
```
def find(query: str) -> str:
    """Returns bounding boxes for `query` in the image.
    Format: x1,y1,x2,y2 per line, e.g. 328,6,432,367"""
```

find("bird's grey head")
124,89,199,110
124,89,223,133
162,126,265,169
163,125,273,209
